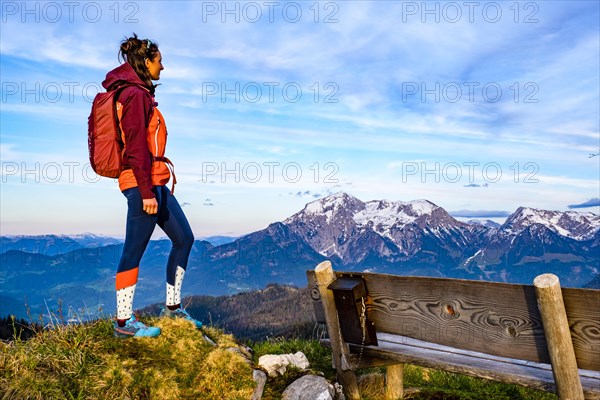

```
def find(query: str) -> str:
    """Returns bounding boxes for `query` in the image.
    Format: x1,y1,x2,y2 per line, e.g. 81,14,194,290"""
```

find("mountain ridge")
2,192,598,320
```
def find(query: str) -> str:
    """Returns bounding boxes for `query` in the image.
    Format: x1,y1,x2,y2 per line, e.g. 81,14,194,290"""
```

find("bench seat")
309,263,600,399
335,332,600,398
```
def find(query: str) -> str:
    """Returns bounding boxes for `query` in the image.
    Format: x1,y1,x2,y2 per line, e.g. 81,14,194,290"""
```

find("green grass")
354,366,558,400
0,317,255,400
249,337,558,400
250,337,337,398
1,319,559,400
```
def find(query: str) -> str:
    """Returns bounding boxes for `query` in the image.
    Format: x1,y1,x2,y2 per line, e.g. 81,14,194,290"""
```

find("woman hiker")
102,34,202,337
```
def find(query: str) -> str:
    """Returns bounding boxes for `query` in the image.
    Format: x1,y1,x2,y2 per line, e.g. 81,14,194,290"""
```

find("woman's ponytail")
118,33,159,92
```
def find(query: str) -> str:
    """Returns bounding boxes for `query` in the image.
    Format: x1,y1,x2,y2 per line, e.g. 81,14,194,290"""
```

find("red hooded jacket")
102,63,171,199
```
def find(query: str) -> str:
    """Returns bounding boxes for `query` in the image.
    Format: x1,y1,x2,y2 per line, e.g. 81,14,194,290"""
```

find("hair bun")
120,40,132,53
121,36,144,55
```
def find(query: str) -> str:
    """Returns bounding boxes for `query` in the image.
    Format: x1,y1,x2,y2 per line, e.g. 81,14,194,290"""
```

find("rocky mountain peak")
354,198,448,231
295,192,364,219
502,206,600,240
282,193,471,262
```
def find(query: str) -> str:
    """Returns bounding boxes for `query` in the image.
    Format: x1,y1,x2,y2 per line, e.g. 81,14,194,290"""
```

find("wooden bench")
306,261,600,399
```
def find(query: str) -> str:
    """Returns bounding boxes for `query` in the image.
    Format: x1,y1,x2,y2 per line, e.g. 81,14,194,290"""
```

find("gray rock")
282,375,335,400
225,346,253,365
258,351,310,377
251,369,267,400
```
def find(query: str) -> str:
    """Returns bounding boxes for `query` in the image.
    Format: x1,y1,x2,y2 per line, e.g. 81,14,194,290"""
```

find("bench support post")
385,363,404,399
315,261,361,400
534,273,584,400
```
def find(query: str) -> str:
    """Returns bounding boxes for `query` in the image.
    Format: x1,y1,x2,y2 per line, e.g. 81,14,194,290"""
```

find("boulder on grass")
282,375,335,400
258,351,310,377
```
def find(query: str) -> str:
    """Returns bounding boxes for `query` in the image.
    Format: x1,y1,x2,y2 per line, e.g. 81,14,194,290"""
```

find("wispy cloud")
464,183,489,188
1,1,598,236
568,198,600,209
450,210,512,218
289,191,312,198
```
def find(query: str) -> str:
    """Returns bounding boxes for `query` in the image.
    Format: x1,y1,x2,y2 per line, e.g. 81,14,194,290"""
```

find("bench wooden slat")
324,333,600,399
306,268,600,398
356,272,600,371
364,273,548,365
562,287,600,371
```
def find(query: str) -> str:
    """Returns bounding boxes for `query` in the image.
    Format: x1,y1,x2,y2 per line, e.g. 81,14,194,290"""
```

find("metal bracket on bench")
328,276,378,346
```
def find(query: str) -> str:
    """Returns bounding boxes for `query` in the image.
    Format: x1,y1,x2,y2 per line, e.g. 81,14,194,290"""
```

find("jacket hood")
102,62,148,91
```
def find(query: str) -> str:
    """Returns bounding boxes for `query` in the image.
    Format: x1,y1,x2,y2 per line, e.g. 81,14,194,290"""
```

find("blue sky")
1,0,599,238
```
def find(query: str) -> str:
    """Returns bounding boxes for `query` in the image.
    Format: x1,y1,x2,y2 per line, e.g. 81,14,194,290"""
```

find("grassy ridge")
1,316,558,400
0,318,255,400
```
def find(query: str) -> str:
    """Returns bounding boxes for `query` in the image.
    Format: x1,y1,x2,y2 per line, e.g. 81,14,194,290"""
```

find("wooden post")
385,364,404,400
315,261,361,400
534,273,584,400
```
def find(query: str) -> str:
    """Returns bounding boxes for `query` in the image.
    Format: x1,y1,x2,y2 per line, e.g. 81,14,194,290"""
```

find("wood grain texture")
355,272,600,371
322,334,600,398
306,270,327,323
562,287,600,372
307,271,600,371
314,262,361,400
385,364,404,400
306,268,600,395
535,274,584,399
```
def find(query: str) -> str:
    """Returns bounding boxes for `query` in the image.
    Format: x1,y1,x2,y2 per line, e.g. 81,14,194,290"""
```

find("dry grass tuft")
0,317,255,400
357,371,386,399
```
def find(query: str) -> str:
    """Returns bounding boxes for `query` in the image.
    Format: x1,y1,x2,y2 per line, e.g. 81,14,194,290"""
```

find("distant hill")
142,284,316,341
0,295,29,320
584,274,600,289
0,315,39,341
199,235,239,246
0,234,122,256
0,240,214,321
2,192,598,321
466,219,501,228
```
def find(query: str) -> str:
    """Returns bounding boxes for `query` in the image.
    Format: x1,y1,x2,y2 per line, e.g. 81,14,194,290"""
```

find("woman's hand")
143,198,158,214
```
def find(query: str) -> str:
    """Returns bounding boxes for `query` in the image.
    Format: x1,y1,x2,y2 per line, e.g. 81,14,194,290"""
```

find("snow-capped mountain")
283,193,487,272
501,207,600,240
466,219,502,229
2,193,598,320
281,193,598,283
458,207,599,280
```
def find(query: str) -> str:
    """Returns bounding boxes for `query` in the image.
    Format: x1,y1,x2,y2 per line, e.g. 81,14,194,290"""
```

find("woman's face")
145,50,164,81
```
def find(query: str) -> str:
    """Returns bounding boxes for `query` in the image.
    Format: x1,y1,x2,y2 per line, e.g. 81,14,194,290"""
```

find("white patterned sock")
116,284,136,320
166,282,176,306
166,266,185,306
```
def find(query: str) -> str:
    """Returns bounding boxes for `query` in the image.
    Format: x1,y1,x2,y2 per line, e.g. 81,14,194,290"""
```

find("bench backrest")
307,271,600,372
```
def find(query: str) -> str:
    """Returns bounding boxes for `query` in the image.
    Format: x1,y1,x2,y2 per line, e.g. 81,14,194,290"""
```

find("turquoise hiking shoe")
160,306,203,329
114,315,161,338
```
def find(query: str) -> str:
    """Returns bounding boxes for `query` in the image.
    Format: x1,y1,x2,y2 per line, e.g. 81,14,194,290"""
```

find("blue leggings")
117,186,194,286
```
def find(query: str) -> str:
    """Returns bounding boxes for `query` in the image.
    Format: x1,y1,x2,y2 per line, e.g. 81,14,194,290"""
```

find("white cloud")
1,0,598,235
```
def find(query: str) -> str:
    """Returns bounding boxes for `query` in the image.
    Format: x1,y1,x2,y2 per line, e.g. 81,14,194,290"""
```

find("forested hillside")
142,284,316,341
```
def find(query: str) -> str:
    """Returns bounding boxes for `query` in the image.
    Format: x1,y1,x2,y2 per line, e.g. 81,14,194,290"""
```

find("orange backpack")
88,84,141,178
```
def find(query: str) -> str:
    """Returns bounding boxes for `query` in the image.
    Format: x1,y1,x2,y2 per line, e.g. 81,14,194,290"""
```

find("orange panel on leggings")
116,267,139,290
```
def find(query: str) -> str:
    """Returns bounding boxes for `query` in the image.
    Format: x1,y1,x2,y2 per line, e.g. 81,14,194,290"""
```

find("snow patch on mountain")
282,192,599,272
295,192,363,224
353,199,438,238
503,207,600,240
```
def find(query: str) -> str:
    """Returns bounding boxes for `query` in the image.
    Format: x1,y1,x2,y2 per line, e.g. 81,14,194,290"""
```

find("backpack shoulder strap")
112,83,148,103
